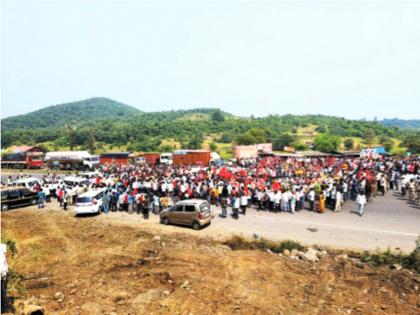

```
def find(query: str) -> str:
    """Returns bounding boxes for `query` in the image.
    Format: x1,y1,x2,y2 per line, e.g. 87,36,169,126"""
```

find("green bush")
224,235,303,254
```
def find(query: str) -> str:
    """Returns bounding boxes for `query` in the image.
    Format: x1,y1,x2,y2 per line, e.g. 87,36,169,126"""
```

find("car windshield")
76,197,92,203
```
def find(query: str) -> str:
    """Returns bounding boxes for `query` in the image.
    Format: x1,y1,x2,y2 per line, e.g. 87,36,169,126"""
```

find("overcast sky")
1,1,420,119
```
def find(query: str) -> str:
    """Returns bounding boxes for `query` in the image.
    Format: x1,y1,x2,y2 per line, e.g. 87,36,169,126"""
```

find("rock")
320,250,328,257
302,248,320,262
23,304,44,315
163,290,170,295
53,292,64,303
283,249,290,257
266,249,273,254
290,249,299,256
153,235,161,241
181,280,190,289
69,288,77,295
391,263,402,271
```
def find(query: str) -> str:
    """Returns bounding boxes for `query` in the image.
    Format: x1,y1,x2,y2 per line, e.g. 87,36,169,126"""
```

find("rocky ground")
1,208,419,315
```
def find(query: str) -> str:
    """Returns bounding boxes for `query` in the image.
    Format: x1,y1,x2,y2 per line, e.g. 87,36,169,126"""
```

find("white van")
14,177,42,191
78,172,102,184
74,189,106,215
160,153,173,165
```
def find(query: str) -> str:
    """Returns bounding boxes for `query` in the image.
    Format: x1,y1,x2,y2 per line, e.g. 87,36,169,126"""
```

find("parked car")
159,199,211,230
74,188,106,215
14,177,42,191
1,187,38,211
62,176,90,187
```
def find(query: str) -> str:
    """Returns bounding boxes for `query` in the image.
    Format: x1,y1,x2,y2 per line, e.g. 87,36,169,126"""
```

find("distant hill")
379,118,420,129
1,97,142,130
1,97,415,154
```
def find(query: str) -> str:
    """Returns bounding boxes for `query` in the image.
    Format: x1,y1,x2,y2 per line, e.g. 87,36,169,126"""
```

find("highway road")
2,172,419,252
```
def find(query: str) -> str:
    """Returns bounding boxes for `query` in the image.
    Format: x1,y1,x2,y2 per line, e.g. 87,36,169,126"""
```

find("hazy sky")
1,1,420,119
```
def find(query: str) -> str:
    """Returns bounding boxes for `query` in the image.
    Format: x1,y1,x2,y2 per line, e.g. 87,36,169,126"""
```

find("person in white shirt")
335,190,343,212
356,191,367,217
240,193,248,215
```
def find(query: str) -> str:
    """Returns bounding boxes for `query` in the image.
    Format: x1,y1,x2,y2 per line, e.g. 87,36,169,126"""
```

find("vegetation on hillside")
1,98,418,154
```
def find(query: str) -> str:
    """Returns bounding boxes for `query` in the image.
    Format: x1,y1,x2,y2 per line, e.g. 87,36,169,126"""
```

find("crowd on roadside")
21,154,418,218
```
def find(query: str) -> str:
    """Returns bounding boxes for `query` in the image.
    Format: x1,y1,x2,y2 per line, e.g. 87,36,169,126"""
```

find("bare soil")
1,207,419,315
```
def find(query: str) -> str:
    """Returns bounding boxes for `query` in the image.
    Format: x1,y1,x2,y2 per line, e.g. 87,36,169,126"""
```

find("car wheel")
192,221,201,230
1,204,9,211
161,217,170,225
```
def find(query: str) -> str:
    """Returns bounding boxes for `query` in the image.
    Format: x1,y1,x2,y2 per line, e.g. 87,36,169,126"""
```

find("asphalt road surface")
99,190,420,253
2,172,419,252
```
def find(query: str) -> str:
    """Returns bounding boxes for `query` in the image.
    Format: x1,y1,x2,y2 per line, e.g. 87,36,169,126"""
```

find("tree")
343,138,354,150
211,109,225,122
314,134,340,153
273,133,294,150
64,122,77,151
401,131,420,153
209,142,217,151
88,128,96,154
236,128,267,145
383,139,394,153
363,129,375,144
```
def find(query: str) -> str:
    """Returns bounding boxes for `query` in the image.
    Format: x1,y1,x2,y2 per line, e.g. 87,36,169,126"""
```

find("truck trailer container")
172,150,211,166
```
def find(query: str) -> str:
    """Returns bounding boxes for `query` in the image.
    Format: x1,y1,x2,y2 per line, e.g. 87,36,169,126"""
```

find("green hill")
1,97,142,130
379,118,420,130
1,97,418,154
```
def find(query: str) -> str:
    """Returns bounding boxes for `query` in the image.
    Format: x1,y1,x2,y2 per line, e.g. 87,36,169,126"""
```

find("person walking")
102,191,110,214
232,196,240,219
240,193,248,215
318,192,326,213
308,188,315,211
221,196,228,218
334,189,343,212
356,191,367,217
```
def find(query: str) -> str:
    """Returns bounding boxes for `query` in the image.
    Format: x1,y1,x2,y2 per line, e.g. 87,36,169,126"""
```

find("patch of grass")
224,235,303,254
7,269,27,297
361,237,420,274
1,236,17,258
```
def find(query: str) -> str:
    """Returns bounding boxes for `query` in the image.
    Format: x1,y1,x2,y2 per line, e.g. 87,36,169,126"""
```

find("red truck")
172,150,211,166
1,146,45,169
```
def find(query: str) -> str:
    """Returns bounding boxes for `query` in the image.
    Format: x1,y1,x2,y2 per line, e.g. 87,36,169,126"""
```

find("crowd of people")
25,154,420,218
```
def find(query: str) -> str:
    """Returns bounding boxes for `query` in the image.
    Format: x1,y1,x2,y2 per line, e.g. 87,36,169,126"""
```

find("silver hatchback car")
160,199,211,230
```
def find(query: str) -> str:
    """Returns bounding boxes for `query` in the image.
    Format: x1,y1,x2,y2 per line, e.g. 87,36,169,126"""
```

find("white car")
78,171,102,184
14,177,42,191
74,189,106,215
63,176,90,187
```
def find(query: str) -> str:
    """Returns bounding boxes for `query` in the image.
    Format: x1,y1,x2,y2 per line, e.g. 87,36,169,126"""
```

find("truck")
159,153,173,165
1,151,44,169
172,150,211,166
45,151,99,171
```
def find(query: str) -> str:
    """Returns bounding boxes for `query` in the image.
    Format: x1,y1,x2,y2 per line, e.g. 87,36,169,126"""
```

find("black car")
1,187,38,211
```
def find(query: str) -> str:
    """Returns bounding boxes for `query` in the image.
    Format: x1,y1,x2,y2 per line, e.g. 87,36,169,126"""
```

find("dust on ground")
1,208,419,315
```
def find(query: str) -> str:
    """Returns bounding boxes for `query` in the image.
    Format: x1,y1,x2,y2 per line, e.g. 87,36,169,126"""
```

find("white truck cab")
160,153,173,165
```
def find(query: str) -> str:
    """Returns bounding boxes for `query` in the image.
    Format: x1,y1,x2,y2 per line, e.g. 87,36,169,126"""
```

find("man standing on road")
356,191,367,217
308,188,315,211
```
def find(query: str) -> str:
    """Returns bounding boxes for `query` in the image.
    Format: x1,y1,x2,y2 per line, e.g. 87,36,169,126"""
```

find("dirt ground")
1,207,419,315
